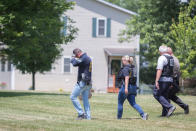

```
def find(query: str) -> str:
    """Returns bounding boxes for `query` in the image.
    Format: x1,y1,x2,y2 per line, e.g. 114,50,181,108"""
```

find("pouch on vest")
128,85,137,95
121,84,137,95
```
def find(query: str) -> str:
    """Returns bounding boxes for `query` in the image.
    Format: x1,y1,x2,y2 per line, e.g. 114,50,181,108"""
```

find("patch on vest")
170,59,174,66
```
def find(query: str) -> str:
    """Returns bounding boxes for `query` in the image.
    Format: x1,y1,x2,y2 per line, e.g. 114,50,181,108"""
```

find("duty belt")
159,76,173,82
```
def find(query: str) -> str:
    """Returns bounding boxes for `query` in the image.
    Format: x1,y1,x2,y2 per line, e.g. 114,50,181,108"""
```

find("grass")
0,91,196,131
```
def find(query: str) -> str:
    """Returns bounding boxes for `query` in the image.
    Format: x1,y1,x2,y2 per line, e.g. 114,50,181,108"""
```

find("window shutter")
92,17,97,37
63,16,67,36
106,18,111,37
7,61,12,71
1,59,5,72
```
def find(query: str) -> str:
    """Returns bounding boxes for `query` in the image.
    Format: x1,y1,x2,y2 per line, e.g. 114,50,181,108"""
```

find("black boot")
184,105,189,114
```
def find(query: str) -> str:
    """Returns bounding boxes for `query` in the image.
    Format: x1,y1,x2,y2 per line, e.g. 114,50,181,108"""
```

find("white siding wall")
0,61,12,90
61,0,139,92
2,0,139,92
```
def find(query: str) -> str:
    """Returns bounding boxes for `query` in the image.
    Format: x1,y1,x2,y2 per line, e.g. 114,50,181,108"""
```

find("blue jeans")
117,85,144,119
70,81,91,119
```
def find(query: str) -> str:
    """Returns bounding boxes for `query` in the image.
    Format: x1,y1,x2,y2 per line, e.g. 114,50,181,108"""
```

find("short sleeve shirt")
173,55,180,76
121,66,130,77
156,54,171,70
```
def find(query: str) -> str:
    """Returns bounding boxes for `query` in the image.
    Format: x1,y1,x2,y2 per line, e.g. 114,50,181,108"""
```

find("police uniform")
117,64,145,119
70,53,92,120
153,54,175,116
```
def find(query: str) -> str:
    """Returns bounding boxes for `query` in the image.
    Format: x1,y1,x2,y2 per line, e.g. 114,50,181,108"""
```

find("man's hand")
155,81,159,90
155,69,162,90
125,88,128,95
169,85,173,89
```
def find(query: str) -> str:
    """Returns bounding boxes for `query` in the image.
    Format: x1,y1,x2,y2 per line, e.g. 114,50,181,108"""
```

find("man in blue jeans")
70,48,92,120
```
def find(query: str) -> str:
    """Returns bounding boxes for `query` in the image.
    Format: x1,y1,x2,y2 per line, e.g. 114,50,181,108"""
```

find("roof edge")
95,0,137,16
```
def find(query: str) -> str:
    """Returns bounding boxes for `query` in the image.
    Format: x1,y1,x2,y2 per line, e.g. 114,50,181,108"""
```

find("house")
0,0,140,93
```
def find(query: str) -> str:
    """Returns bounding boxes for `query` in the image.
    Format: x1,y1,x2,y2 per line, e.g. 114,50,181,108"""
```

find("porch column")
10,65,15,90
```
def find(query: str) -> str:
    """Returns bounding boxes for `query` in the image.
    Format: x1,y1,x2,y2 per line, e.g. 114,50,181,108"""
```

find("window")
1,59,5,72
97,19,106,36
111,60,121,75
92,17,111,38
64,58,71,73
7,61,12,71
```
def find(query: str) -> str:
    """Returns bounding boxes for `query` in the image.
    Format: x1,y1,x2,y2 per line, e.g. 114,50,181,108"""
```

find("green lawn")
0,91,196,131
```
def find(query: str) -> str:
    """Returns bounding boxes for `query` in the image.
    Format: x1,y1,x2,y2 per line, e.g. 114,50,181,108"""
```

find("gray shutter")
1,59,5,72
7,61,12,71
63,16,67,36
106,18,111,37
92,17,97,37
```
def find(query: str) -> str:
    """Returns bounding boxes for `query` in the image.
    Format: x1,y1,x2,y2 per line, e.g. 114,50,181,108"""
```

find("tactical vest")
161,55,174,77
117,64,137,86
129,65,137,85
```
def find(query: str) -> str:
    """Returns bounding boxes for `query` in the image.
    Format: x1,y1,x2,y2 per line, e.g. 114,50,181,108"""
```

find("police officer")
70,48,92,120
153,45,176,117
167,47,189,114
117,55,148,120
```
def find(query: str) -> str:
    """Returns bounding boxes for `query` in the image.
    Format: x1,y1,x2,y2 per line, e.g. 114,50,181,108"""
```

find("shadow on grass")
173,112,185,116
91,117,141,121
0,91,70,97
156,112,185,118
121,117,141,120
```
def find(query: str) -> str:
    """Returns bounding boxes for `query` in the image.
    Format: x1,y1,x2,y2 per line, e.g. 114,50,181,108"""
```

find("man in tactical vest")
154,45,176,117
167,47,189,114
70,48,92,120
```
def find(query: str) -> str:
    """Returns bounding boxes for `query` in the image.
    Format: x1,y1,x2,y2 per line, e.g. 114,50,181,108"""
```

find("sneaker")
184,105,189,114
167,106,176,117
76,114,85,120
83,114,89,120
142,113,148,120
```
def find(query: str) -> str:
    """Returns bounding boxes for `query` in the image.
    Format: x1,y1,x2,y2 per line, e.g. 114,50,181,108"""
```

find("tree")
119,0,182,84
170,0,196,78
0,0,78,90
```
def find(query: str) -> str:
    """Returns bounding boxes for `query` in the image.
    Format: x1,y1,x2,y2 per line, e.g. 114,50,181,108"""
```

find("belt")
159,77,173,82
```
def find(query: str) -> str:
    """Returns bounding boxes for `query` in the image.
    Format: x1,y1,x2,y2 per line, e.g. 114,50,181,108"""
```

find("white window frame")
62,56,72,74
96,18,107,37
